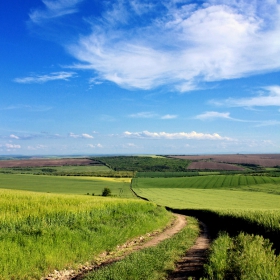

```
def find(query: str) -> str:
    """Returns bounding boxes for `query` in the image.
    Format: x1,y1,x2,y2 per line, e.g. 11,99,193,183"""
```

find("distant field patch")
170,154,280,168
132,187,280,210
187,161,244,171
0,174,133,197
133,175,280,190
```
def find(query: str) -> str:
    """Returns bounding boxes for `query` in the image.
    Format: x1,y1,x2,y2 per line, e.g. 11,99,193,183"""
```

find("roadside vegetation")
204,232,280,280
0,189,172,280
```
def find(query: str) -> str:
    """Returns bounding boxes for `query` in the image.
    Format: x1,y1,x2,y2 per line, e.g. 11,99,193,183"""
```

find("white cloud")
4,144,21,149
29,0,82,23
161,114,177,120
14,72,76,84
69,132,94,139
27,145,47,150
87,143,103,148
123,130,233,140
195,111,231,120
10,134,20,140
128,112,157,118
212,85,280,107
254,120,280,127
68,0,280,91
128,112,177,119
82,133,94,139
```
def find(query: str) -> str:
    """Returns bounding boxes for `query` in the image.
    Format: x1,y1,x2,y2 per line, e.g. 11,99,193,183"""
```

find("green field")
0,165,110,174
133,175,280,190
132,187,280,210
2,156,280,279
0,173,134,197
132,173,280,279
0,189,172,279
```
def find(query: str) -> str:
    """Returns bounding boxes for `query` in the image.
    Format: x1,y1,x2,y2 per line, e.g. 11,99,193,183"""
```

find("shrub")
102,187,112,196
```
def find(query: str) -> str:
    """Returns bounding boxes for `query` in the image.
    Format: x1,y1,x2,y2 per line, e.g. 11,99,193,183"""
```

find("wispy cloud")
1,104,52,112
14,71,76,84
69,132,94,139
123,130,233,140
128,112,177,119
0,144,21,149
193,111,249,122
10,134,20,140
68,0,280,91
254,120,280,127
27,145,47,150
87,143,103,148
161,114,177,120
29,0,83,23
211,85,280,107
194,111,232,120
128,112,157,118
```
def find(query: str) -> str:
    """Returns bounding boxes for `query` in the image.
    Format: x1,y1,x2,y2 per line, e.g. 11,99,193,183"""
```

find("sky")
0,0,280,156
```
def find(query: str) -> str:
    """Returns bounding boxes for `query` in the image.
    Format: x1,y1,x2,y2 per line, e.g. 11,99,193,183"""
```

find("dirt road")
43,214,186,280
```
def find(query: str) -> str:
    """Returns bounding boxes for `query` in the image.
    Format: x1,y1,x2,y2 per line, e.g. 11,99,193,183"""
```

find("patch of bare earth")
170,154,280,167
167,221,210,280
42,214,187,280
187,161,244,171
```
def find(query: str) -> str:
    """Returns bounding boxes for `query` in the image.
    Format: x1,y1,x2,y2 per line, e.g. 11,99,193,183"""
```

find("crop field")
0,174,134,197
132,170,280,278
0,189,172,279
133,175,280,190
132,187,280,210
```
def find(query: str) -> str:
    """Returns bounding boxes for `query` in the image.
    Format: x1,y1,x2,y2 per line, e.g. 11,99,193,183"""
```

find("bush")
102,187,112,197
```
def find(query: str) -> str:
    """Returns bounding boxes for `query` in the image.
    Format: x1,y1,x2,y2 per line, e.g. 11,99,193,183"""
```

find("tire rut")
167,221,210,280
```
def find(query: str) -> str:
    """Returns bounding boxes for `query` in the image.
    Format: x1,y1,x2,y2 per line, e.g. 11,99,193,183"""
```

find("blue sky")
0,0,280,155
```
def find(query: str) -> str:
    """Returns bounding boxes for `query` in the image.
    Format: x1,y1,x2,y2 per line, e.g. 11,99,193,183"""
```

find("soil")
42,214,188,280
170,154,280,168
167,221,210,280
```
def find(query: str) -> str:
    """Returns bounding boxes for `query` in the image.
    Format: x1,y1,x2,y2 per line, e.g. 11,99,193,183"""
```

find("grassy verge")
84,216,199,280
204,232,280,280
0,189,172,280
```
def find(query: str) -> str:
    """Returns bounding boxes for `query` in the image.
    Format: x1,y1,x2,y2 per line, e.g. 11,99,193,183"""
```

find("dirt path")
167,221,210,280
43,214,187,280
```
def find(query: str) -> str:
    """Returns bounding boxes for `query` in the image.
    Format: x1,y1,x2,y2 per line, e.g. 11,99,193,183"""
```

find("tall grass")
204,232,280,280
0,189,172,280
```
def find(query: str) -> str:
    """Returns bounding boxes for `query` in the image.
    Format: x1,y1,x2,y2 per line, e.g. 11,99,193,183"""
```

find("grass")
204,232,280,280
132,187,280,209
132,175,280,279
0,173,134,197
83,216,199,280
133,175,280,191
0,189,172,280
